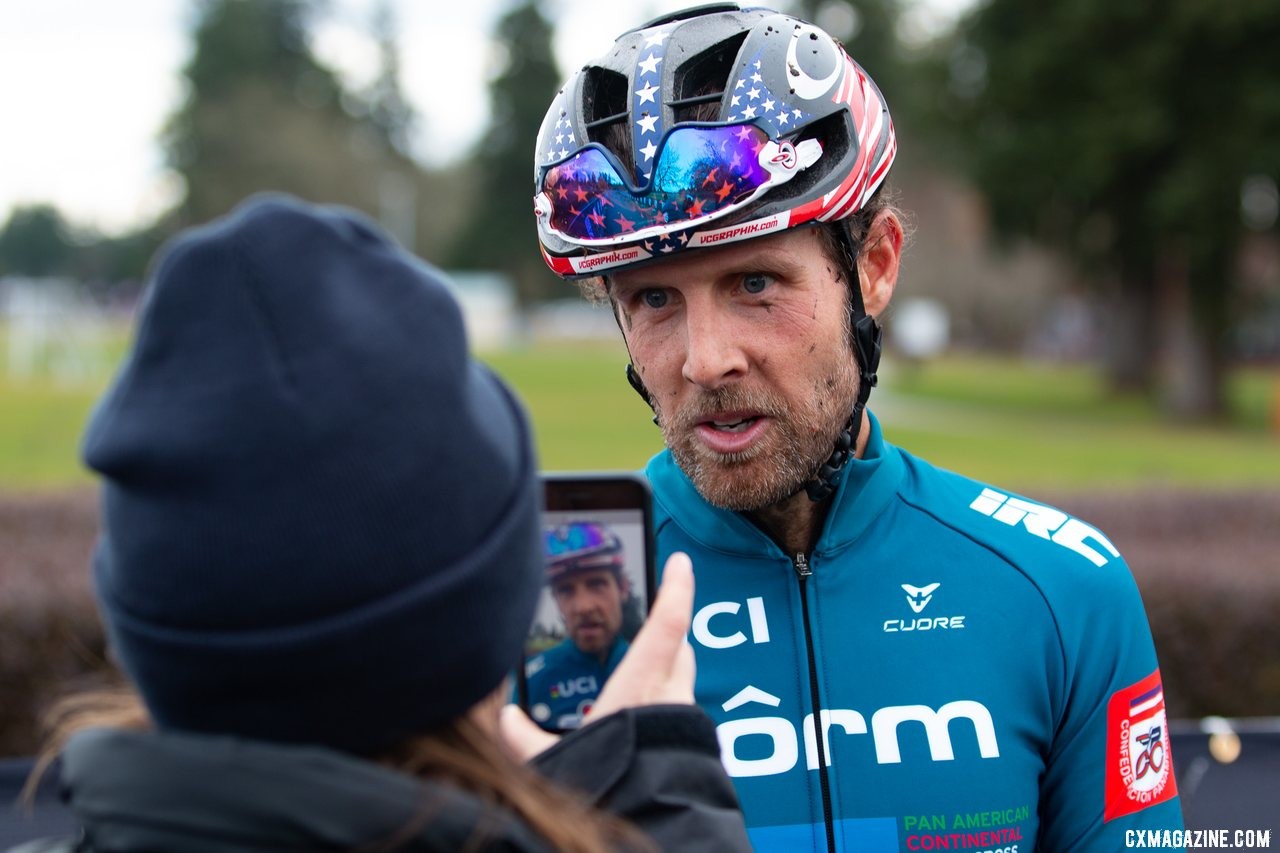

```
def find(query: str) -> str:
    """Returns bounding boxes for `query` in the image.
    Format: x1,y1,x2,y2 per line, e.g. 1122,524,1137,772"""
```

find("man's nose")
681,301,747,390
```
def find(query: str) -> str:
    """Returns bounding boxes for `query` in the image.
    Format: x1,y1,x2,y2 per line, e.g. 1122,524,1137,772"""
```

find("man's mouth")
707,416,760,433
701,411,763,432
694,411,770,454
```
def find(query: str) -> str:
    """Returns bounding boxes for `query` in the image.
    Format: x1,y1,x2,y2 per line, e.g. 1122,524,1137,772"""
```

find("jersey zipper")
794,551,836,853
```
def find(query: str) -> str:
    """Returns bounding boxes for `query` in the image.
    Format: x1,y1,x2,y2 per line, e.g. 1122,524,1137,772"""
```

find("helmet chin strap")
611,297,659,425
625,361,659,426
803,224,880,502
804,311,880,501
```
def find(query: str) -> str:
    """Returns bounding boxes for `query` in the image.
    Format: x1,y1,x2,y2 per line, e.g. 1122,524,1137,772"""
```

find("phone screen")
520,475,653,732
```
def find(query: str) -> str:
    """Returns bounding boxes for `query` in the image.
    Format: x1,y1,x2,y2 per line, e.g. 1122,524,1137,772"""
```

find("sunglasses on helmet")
544,521,616,561
535,122,822,247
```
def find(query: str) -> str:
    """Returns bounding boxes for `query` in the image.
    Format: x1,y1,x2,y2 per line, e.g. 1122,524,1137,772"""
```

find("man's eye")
642,289,668,309
743,274,770,295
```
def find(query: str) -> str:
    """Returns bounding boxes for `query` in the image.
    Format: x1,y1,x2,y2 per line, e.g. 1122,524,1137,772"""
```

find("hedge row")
1048,489,1280,719
0,491,112,757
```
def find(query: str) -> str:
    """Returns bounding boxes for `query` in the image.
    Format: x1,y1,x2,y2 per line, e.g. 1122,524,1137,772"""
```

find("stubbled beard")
655,360,859,512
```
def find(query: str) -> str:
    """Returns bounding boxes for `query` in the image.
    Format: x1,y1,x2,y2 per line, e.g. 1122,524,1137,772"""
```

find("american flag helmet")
533,3,897,279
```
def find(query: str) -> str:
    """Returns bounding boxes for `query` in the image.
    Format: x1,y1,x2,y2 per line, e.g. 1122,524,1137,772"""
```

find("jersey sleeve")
1036,543,1184,849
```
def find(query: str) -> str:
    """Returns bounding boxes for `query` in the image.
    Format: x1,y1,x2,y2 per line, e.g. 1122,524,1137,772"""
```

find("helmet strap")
805,312,881,501
608,293,661,426
626,362,660,426
803,226,881,502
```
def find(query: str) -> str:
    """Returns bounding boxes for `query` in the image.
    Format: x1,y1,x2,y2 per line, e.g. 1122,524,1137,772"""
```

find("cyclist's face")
552,569,627,659
610,228,858,512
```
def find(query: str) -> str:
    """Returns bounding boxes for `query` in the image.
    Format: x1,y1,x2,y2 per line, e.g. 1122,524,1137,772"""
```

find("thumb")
638,550,695,668
585,551,696,721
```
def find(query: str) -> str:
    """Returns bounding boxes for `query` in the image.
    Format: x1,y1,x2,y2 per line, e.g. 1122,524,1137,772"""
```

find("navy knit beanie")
82,194,541,755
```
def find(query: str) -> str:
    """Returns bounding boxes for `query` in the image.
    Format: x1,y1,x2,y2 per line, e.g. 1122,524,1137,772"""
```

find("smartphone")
517,472,656,733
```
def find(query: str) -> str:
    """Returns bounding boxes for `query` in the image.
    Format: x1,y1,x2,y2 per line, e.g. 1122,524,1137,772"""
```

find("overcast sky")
0,0,964,236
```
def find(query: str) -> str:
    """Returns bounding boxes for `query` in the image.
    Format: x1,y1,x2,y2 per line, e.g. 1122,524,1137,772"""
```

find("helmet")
532,3,896,279
544,521,625,584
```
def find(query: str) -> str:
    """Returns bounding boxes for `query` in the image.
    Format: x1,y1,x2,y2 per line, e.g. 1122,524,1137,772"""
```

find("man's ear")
858,210,903,319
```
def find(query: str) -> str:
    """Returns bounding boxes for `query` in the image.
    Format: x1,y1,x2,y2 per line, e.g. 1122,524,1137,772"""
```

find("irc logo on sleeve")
1105,669,1178,821
970,488,1121,567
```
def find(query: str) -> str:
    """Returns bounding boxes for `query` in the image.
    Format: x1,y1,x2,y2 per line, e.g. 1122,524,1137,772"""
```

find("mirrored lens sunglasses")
535,123,821,247
544,521,613,560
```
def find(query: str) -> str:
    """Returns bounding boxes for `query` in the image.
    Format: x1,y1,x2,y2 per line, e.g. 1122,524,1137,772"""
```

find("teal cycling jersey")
646,412,1183,852
524,635,628,730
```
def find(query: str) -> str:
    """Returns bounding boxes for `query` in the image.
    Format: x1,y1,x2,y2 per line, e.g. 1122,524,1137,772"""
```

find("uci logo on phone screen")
550,676,599,699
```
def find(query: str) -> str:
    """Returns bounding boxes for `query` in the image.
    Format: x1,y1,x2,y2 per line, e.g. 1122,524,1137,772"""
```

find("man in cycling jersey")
524,522,632,729
527,4,1184,850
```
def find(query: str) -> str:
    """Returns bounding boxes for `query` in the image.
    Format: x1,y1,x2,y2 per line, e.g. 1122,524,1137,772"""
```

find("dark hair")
814,189,901,291
379,709,650,852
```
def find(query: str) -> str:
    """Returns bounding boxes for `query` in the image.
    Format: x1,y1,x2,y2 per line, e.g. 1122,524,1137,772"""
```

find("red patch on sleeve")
1104,668,1178,821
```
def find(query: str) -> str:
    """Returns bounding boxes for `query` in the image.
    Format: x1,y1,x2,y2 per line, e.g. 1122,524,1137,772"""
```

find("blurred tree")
939,0,1280,418
166,0,338,220
71,223,171,289
0,206,74,277
448,0,562,304
362,0,416,157
0,204,173,286
165,0,463,259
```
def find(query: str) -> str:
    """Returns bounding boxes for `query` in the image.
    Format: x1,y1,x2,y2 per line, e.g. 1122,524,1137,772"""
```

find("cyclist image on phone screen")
525,522,635,729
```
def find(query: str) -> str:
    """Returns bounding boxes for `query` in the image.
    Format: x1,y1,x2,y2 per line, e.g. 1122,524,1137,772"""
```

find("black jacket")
11,706,749,852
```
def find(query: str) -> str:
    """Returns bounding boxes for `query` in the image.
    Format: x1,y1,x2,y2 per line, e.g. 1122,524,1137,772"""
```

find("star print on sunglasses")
535,122,821,247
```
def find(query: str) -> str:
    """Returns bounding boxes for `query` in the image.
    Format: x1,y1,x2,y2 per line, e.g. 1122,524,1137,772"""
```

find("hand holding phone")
502,552,695,761
518,473,656,733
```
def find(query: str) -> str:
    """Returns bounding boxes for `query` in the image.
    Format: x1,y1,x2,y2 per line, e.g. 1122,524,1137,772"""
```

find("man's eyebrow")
615,248,810,290
608,276,649,296
729,247,810,274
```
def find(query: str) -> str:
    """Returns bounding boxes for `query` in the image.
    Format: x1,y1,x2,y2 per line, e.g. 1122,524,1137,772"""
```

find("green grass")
480,341,665,472
0,320,128,490
883,417,1280,490
883,355,1278,430
0,378,103,488
2,324,1278,492
876,355,1280,489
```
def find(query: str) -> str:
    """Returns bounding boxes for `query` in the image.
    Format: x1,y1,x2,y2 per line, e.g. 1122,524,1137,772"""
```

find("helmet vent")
673,33,748,122
582,67,630,139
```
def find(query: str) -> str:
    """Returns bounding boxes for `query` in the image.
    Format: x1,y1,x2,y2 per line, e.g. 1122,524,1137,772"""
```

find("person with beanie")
13,194,751,853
